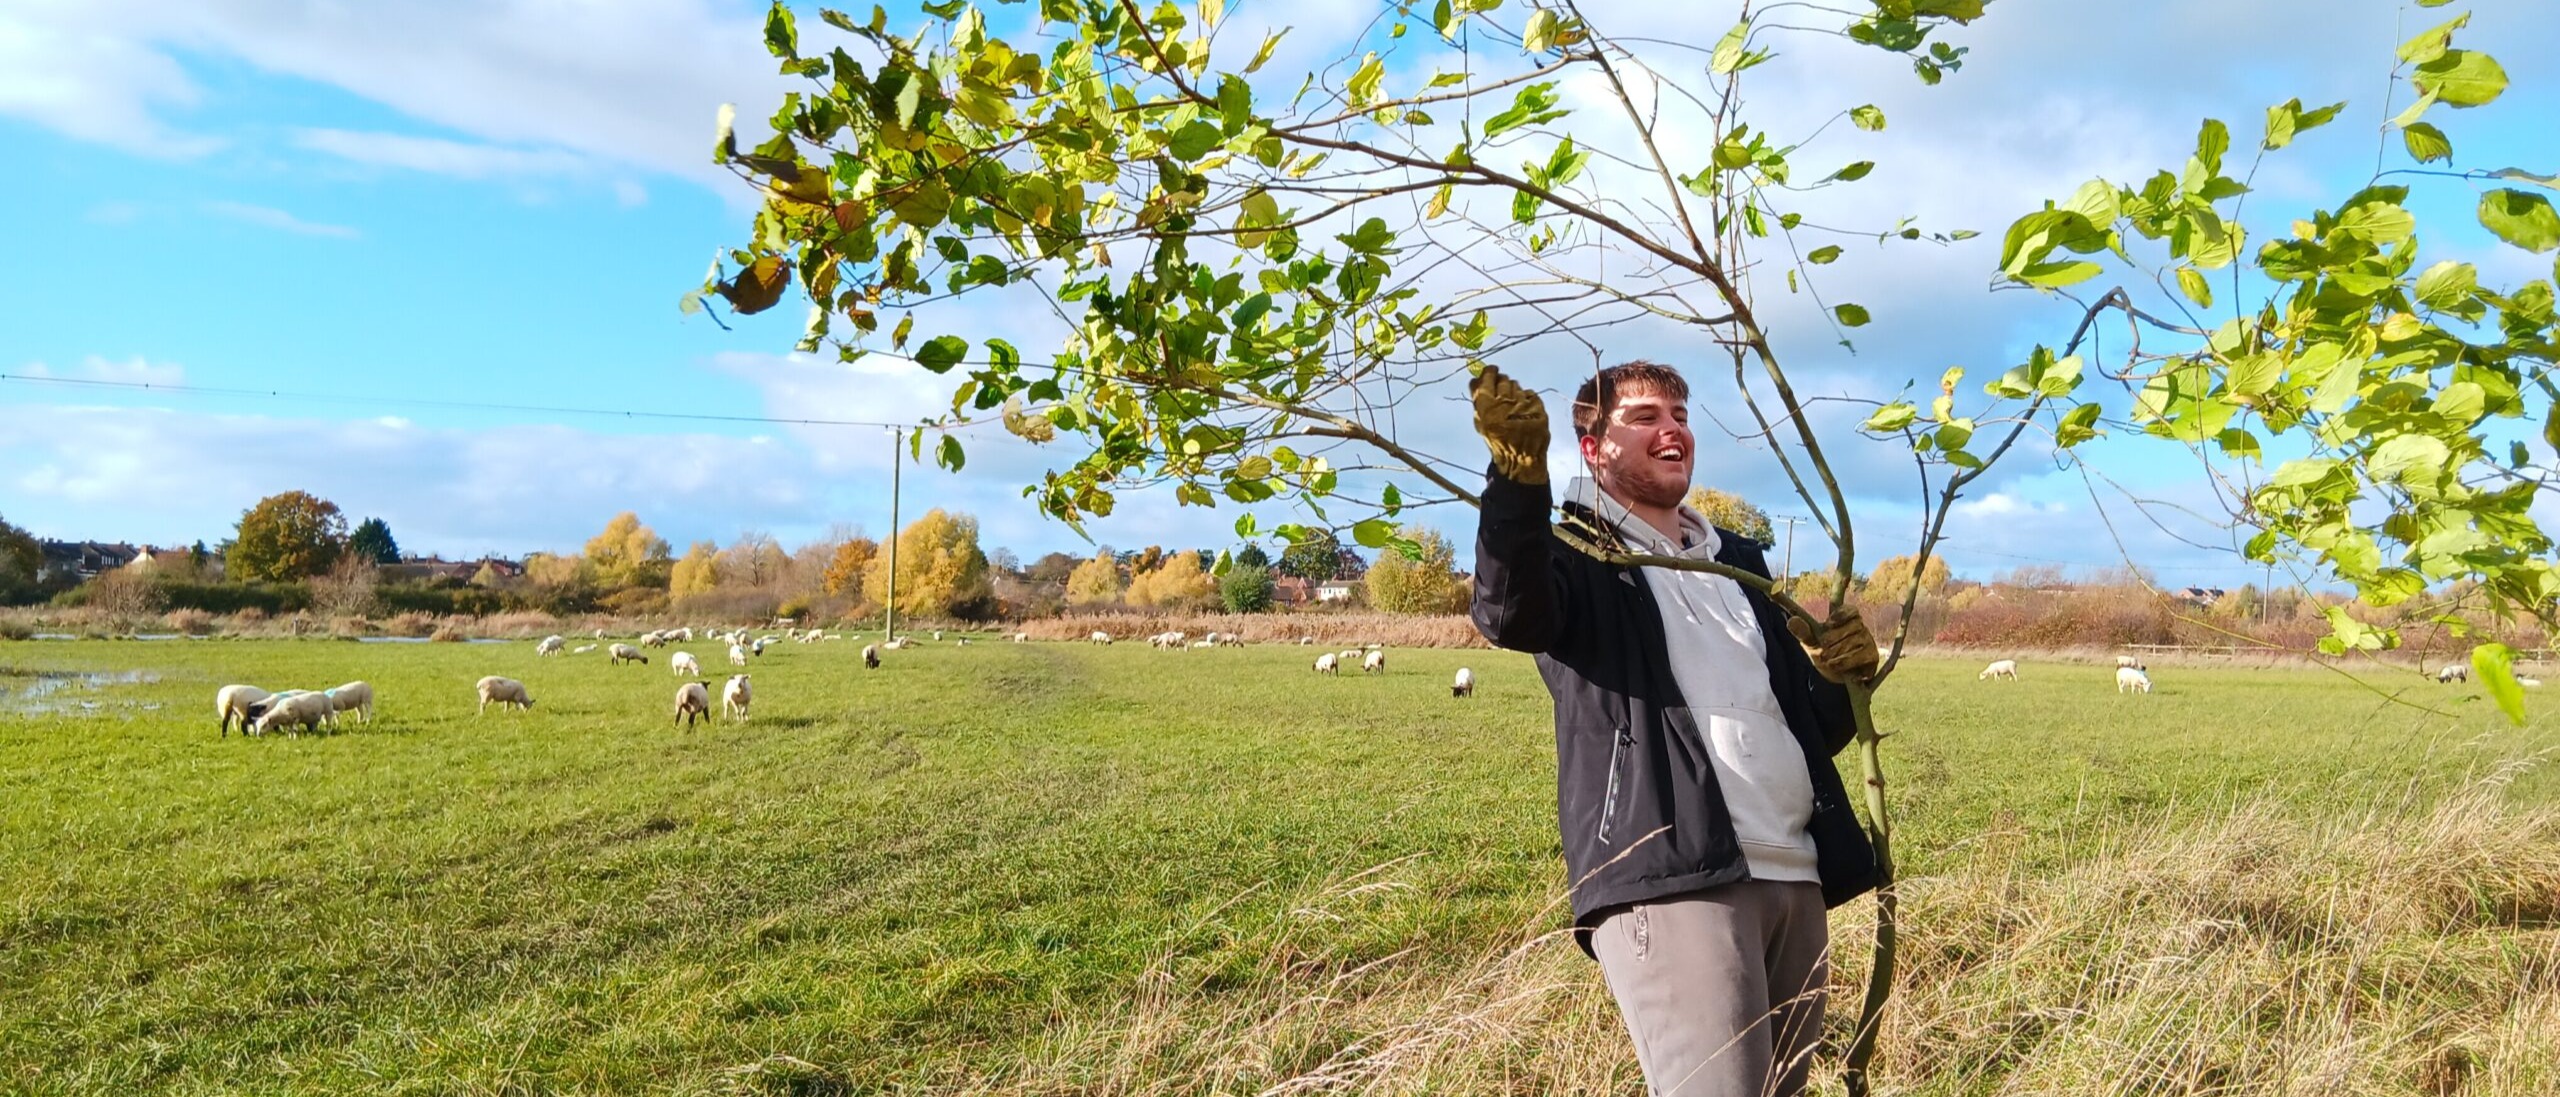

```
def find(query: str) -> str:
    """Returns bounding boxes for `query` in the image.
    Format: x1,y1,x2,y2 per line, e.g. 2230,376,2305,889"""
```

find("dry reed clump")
478,610,564,639
384,611,440,638
427,623,468,643
163,608,216,636
740,768,2558,1097
1013,613,1489,649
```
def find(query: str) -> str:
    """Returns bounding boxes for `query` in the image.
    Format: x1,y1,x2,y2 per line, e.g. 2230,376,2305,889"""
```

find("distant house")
37,540,140,583
1315,580,1360,603
124,548,217,580
1272,576,1316,606
2177,586,2229,607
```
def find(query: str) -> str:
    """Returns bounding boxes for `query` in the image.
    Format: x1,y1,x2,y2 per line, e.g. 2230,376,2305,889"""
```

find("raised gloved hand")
1470,365,1550,485
1787,606,1881,686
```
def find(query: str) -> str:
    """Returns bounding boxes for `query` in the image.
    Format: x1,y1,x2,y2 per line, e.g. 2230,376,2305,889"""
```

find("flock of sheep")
1976,655,2156,693
210,624,1484,738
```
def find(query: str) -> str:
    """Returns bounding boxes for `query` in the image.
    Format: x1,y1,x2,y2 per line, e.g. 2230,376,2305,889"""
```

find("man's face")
1579,386,1693,510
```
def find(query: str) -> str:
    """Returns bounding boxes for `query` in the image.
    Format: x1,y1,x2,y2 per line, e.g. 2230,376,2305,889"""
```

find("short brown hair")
1571,360,1690,438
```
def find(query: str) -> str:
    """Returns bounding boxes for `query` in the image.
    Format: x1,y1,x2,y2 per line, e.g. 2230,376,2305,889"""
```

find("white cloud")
291,127,591,179
202,200,360,239
16,355,188,388
0,0,224,157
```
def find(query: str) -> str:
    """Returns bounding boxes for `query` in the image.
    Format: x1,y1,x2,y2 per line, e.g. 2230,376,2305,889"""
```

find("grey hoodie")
1565,478,1820,883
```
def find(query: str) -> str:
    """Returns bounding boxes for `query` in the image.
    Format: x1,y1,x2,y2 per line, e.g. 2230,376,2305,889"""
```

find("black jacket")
1470,467,1878,954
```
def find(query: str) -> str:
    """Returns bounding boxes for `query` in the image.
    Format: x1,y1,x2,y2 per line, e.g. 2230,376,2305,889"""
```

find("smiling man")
1468,361,1881,1096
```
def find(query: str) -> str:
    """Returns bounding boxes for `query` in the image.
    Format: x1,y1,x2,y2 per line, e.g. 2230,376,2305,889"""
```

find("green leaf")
2366,434,2450,489
935,433,966,472
1850,104,1885,131
2414,260,2479,311
1523,9,1559,53
2055,402,2104,447
1483,82,1563,139
1862,402,1918,433
2336,201,2416,246
1710,22,1748,74
2402,122,2453,164
1351,518,1395,549
915,334,971,374
1807,245,1843,265
2414,50,2508,108
1835,303,1871,327
2474,642,2527,725
1347,52,1385,106
2480,189,2560,253
2396,12,2468,65
1245,28,1289,74
2176,266,2213,308
1824,161,1875,183
2018,260,2103,288
763,0,798,59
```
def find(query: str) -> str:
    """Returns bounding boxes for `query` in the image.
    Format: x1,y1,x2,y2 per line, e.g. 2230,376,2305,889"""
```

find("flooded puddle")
2,667,163,716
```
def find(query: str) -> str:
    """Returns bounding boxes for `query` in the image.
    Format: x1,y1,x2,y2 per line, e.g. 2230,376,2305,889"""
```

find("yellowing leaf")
2177,266,2213,308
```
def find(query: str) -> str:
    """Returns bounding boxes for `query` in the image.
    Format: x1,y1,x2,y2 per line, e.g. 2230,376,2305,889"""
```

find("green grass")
1,638,2553,1095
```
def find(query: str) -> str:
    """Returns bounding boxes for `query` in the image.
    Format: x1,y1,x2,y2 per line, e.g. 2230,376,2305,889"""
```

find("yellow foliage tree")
668,541,721,597
1864,554,1952,603
1064,552,1122,606
861,509,992,618
1126,551,1215,609
583,512,672,589
522,552,586,588
1364,526,1470,615
1684,486,1776,548
823,538,878,597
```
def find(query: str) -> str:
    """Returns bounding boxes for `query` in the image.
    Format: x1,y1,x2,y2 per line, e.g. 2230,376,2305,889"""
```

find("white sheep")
537,635,565,657
862,643,881,669
1314,652,1339,675
1089,630,1114,644
593,627,606,640
729,643,750,667
1012,632,1028,643
2523,677,2545,689
674,627,694,642
671,651,702,676
674,681,712,728
252,690,336,736
722,674,752,721
610,643,648,666
751,637,771,657
324,681,374,725
1221,633,1245,648
477,676,534,714
1363,649,1387,675
1191,639,1214,649
216,684,271,737
1453,667,1476,697
640,630,666,648
1978,659,2020,681
572,643,597,654
1299,637,1314,645
2116,666,2152,694
2437,664,2470,683
932,630,943,641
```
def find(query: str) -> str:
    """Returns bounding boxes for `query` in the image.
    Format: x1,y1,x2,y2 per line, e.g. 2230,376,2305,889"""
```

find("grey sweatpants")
1590,881,1829,1097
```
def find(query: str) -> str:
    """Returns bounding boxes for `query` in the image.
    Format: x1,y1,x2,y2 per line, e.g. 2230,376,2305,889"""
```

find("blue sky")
1,0,2552,586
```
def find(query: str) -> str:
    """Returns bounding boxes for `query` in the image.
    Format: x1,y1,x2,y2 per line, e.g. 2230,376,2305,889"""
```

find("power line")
0,372,991,432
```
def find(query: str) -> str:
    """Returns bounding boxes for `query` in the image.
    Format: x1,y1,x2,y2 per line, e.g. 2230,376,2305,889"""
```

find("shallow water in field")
2,667,162,716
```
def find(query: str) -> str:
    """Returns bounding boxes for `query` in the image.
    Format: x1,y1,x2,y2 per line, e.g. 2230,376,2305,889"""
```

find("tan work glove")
1787,606,1881,685
1470,365,1550,485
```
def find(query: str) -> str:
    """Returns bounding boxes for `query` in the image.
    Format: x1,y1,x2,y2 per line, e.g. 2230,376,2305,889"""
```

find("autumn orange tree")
226,491,348,583
710,1,2557,1086
863,508,994,617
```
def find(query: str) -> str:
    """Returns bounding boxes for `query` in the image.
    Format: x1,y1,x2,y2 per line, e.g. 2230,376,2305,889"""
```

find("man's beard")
1604,463,1689,510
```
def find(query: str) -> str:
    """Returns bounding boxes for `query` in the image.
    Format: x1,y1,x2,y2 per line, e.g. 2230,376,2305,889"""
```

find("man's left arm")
1730,537,1870,756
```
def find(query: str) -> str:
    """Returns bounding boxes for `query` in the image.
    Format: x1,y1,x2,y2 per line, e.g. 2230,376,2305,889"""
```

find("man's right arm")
1467,365,1567,654
1471,465,1568,654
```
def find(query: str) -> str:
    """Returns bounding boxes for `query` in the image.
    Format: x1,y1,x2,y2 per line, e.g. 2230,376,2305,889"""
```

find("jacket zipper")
1598,724,1631,845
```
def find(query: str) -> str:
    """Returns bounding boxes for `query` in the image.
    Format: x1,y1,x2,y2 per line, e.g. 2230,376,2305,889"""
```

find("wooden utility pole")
1771,514,1809,578
885,426,903,641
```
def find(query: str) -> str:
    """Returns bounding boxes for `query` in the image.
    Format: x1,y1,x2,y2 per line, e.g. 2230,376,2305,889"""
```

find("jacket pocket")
1597,723,1632,845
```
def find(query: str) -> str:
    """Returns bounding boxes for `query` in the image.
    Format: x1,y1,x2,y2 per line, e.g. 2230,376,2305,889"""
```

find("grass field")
3,637,2555,1095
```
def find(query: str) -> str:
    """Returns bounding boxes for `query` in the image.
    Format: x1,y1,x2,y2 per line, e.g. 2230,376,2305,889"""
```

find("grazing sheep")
1339,649,1363,664
2116,666,2152,694
722,674,752,721
1453,667,1476,698
1090,630,1113,644
862,643,881,669
537,635,565,657
1363,649,1387,675
932,630,943,642
593,628,606,640
2523,677,2545,689
1299,637,1314,645
1012,632,1028,643
640,630,667,648
216,684,271,737
476,676,534,714
1315,652,1340,675
671,651,702,676
956,637,971,647
571,643,597,654
1978,659,2020,682
324,681,374,724
252,690,336,736
2437,664,2470,683
610,643,648,666
1221,633,1246,648
728,643,749,667
674,627,694,642
1191,639,1214,649
674,681,712,728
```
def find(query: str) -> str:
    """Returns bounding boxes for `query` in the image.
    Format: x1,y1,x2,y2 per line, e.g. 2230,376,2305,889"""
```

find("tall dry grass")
730,768,2558,1096
1013,611,1490,649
